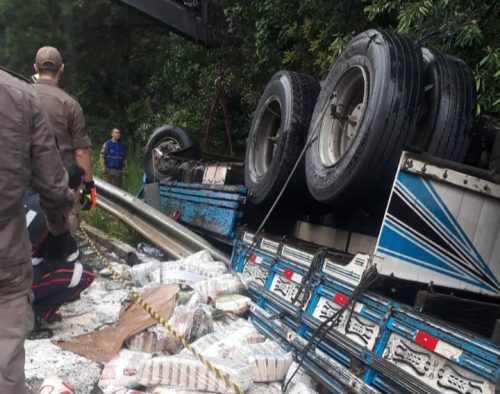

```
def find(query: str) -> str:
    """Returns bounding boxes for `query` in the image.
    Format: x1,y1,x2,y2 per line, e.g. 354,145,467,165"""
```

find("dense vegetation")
0,0,498,162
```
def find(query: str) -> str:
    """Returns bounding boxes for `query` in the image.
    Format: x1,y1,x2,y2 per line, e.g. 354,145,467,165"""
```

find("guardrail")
94,178,230,265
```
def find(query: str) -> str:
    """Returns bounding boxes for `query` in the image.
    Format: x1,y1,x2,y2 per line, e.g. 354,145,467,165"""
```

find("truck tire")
144,125,201,182
305,30,424,206
416,48,476,162
245,71,320,205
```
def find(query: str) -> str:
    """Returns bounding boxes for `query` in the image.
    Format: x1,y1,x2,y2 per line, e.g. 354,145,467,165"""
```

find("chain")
79,226,244,394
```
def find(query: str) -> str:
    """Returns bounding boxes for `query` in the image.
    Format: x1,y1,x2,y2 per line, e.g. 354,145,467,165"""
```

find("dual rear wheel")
244,29,477,209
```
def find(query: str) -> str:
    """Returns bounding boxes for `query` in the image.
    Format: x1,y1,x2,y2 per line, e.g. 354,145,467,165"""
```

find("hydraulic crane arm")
116,0,217,47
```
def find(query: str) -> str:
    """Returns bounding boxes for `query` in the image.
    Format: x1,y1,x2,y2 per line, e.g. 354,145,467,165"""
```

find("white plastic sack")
284,361,318,393
212,312,239,332
131,261,161,286
192,274,244,302
135,354,253,393
131,251,226,287
183,319,265,358
126,304,213,354
226,340,293,382
248,382,283,393
164,303,214,354
287,382,319,394
126,323,171,354
98,349,152,393
99,262,133,281
215,294,251,315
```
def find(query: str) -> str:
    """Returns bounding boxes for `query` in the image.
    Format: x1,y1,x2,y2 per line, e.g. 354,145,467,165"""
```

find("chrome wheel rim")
253,96,282,179
318,66,369,167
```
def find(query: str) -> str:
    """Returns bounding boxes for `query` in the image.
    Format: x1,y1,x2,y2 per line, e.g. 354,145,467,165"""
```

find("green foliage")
0,0,497,166
364,0,500,114
81,209,143,247
0,0,496,243
84,148,144,246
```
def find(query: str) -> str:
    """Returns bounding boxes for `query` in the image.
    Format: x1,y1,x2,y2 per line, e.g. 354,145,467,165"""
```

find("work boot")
27,316,53,340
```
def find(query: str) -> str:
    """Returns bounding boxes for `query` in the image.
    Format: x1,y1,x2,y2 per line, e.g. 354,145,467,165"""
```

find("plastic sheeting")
137,243,167,260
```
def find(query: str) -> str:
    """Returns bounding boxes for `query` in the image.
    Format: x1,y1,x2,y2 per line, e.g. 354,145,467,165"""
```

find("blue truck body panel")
147,151,499,393
229,154,499,393
157,181,247,238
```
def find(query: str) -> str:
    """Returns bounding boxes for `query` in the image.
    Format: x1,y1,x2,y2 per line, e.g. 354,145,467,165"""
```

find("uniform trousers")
0,262,33,394
32,261,95,321
104,168,123,189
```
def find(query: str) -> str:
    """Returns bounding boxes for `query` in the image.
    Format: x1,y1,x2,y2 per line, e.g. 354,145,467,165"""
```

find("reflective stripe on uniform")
68,262,83,288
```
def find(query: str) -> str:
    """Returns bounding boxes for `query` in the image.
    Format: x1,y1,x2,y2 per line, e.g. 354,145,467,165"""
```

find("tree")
0,0,496,159
364,0,499,114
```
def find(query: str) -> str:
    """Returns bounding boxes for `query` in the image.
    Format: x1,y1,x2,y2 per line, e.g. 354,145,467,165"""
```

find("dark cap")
35,46,62,71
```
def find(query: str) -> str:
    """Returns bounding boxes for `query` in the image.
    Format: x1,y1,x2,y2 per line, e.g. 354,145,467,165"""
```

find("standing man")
100,127,128,188
33,46,96,235
0,67,73,394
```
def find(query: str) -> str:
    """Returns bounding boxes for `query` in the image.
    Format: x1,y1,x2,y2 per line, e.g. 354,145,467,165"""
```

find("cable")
282,264,379,392
79,226,245,394
268,247,326,322
237,228,265,282
289,248,328,323
255,96,331,235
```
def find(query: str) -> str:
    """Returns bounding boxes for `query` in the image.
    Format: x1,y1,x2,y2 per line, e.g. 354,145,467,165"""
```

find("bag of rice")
215,294,251,315
131,250,225,287
135,354,253,393
192,274,244,302
127,304,213,354
226,340,293,382
182,319,264,358
98,349,152,392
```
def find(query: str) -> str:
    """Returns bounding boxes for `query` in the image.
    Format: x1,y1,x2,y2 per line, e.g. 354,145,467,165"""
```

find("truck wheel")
245,71,320,205
415,48,476,162
144,125,201,182
305,30,424,206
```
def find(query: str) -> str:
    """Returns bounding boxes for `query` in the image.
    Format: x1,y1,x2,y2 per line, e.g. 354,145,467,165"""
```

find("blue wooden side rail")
158,181,247,239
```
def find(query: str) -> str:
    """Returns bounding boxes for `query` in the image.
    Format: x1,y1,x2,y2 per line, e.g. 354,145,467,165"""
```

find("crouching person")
25,164,95,323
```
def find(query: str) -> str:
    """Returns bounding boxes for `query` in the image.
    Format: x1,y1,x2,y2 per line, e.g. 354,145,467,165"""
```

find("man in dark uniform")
25,164,95,324
100,127,128,188
33,46,96,235
0,67,73,394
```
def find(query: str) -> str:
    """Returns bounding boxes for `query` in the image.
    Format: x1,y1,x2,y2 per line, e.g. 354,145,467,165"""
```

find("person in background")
0,67,73,394
100,127,128,188
26,164,95,327
33,46,96,235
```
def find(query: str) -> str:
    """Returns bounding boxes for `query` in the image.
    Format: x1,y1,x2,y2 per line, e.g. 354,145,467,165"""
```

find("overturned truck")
140,29,499,393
